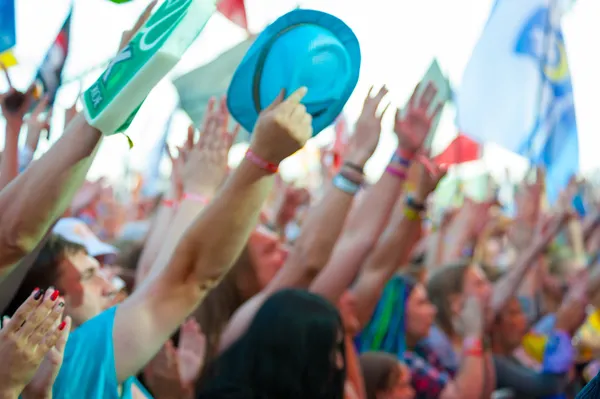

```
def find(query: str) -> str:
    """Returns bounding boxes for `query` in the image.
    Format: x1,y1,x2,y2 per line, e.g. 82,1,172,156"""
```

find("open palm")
394,82,443,153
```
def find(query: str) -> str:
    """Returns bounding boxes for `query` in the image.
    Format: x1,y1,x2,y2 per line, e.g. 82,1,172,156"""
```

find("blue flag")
0,0,16,53
456,0,578,203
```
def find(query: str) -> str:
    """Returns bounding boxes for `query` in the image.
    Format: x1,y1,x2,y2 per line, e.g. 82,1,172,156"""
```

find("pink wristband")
385,165,407,180
245,149,278,174
183,193,209,205
162,199,177,208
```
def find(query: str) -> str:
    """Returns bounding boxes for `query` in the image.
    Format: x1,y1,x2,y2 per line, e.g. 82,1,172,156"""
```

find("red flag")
217,0,248,31
433,134,481,166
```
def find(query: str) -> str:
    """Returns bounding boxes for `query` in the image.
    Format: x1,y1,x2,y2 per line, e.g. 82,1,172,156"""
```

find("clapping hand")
250,87,313,166
144,319,206,399
0,288,70,398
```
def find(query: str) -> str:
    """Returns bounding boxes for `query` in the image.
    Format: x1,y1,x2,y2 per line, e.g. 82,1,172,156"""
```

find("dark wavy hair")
197,289,345,399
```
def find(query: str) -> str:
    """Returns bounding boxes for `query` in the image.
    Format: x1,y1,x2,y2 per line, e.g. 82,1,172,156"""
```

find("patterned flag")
32,10,72,108
456,0,578,203
217,0,248,31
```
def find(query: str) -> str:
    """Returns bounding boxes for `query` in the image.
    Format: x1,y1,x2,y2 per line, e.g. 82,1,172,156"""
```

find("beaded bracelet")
245,149,278,174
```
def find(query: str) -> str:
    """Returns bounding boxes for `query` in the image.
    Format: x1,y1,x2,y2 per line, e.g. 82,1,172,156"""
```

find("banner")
33,10,72,107
173,38,253,142
456,0,578,202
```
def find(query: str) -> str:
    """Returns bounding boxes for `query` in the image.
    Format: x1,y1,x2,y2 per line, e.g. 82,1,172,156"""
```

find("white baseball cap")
53,218,118,257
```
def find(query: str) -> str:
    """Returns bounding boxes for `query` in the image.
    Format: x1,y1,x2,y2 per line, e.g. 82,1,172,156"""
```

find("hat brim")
87,240,118,258
227,9,360,136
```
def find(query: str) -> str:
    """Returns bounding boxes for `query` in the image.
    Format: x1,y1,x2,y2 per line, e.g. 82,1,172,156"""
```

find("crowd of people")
1,3,600,399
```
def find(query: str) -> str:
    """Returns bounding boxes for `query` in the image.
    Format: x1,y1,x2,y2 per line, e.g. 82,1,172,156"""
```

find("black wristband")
406,196,426,212
343,161,364,174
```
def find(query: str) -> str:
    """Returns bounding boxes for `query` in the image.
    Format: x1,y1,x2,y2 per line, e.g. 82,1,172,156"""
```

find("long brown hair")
193,246,260,365
426,261,471,336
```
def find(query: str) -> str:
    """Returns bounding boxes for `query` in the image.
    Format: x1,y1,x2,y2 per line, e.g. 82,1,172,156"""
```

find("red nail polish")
51,290,60,301
58,321,66,331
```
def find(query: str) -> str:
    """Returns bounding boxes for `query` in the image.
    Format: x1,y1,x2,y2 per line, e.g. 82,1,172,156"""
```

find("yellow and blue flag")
456,0,578,203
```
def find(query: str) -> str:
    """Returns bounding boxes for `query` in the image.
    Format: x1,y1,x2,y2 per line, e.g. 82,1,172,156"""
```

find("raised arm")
350,161,445,325
112,88,313,382
139,98,238,284
312,83,442,304
217,87,390,350
0,9,151,277
0,109,101,277
490,211,570,320
136,98,236,285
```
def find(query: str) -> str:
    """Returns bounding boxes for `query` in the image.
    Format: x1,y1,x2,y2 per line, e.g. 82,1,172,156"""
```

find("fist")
250,87,312,165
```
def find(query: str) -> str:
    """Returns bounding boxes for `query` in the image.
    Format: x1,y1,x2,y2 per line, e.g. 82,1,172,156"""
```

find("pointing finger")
284,86,308,105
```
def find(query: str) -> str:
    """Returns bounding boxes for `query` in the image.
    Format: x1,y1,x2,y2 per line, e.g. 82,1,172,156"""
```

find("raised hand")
346,86,389,165
181,96,240,197
25,95,51,145
0,288,67,397
144,319,206,399
144,340,186,399
414,157,448,202
0,62,36,129
250,87,312,166
394,82,443,154
177,319,206,387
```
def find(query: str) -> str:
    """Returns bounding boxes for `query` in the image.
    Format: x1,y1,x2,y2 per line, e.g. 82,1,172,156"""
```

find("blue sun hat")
227,9,361,136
